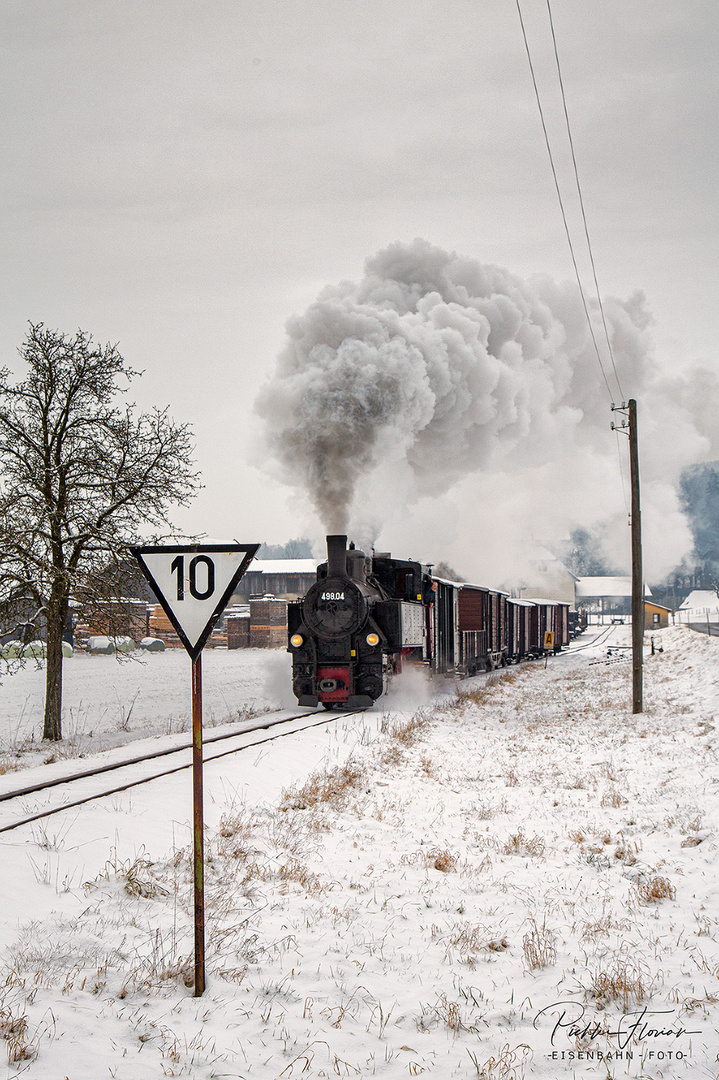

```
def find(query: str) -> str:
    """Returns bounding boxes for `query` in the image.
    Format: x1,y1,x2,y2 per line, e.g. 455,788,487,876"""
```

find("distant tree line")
257,538,313,559
679,461,719,574
556,527,620,578
555,463,719,601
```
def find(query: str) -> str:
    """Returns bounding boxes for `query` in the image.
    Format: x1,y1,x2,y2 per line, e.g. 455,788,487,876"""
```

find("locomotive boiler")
287,534,428,708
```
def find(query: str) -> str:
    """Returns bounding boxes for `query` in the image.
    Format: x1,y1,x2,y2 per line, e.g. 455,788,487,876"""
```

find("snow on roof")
431,576,509,594
248,559,317,575
678,590,719,612
575,576,652,598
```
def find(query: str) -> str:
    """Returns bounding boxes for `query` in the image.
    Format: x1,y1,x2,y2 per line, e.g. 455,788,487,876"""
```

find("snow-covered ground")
0,648,297,762
0,627,718,1078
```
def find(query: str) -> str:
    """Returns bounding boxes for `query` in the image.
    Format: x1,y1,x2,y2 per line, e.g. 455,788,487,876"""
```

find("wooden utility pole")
629,399,643,713
612,400,643,713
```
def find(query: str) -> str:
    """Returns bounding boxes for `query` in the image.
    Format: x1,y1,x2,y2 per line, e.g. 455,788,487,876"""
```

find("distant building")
677,590,719,613
231,559,317,601
644,602,672,629
674,589,719,631
575,577,652,620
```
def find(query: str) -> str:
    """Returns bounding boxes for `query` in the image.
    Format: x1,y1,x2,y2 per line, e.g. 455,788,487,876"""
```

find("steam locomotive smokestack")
326,534,348,577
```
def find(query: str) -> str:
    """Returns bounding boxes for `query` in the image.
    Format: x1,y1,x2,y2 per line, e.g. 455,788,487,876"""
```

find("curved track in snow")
0,707,364,834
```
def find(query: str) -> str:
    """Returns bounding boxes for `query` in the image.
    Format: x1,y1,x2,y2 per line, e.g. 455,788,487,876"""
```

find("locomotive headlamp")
366,632,380,647
290,633,304,648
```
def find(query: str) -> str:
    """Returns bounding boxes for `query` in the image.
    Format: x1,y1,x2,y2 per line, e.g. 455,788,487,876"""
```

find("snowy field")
0,648,298,761
0,627,718,1078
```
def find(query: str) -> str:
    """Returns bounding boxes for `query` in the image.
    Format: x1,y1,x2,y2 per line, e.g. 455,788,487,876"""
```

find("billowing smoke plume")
255,239,719,583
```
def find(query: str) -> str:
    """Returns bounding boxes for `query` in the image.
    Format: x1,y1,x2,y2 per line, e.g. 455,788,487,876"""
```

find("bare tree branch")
0,323,201,740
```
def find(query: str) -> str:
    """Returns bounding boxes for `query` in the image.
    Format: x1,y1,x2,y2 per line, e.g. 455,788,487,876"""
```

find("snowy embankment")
1,627,718,1079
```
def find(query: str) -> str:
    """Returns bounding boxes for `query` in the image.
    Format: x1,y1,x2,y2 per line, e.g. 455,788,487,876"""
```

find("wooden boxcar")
430,579,508,675
524,598,570,655
506,597,534,662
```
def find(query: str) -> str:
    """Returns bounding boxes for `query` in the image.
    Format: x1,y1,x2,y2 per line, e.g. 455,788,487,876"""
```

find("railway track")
0,707,365,835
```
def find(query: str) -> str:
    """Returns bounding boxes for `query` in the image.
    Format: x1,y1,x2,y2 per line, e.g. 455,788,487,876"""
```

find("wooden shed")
644,602,672,630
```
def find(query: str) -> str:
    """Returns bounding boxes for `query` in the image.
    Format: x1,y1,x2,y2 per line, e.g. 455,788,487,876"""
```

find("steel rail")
0,709,324,804
0,709,364,835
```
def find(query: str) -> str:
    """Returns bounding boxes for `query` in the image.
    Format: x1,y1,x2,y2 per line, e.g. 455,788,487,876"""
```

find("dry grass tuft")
588,954,648,1009
689,949,719,978
0,1004,54,1065
601,786,626,808
418,753,439,779
467,1042,531,1079
83,847,169,899
280,758,366,812
401,846,460,873
522,920,557,970
381,708,432,747
471,798,504,821
215,808,266,864
450,671,523,715
580,914,631,939
636,872,676,904
253,855,327,896
430,847,458,873
447,924,508,964
449,680,497,712
0,1006,33,1063
419,993,472,1033
502,830,545,857
614,837,638,864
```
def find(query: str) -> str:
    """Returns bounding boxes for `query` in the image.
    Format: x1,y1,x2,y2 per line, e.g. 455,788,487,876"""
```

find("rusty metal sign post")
191,653,205,993
131,543,259,996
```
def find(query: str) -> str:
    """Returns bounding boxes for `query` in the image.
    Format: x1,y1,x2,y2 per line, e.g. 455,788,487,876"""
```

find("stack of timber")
84,600,149,642
249,597,287,648
227,615,251,649
147,604,183,648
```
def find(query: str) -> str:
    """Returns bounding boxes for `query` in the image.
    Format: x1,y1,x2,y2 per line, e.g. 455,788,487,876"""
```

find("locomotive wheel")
322,702,336,710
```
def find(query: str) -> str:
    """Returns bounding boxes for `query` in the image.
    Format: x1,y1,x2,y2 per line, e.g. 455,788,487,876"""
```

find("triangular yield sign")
131,543,260,660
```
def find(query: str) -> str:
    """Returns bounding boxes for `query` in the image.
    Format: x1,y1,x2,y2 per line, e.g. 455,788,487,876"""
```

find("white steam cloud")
256,239,719,583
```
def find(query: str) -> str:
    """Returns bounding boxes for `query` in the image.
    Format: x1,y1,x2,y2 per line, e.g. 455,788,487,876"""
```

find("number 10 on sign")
131,543,259,995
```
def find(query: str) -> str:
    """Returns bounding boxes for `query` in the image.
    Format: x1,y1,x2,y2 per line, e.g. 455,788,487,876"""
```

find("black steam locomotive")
288,534,571,709
287,534,428,708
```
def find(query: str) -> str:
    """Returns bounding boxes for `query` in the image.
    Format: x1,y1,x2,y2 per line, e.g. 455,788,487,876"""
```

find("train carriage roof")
431,576,509,596
522,597,563,606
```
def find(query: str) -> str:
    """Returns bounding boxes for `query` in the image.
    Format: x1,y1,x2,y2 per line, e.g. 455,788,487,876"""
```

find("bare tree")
0,324,201,740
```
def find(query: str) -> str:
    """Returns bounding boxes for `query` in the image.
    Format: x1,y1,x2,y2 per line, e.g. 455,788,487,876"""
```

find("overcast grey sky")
1,1,717,562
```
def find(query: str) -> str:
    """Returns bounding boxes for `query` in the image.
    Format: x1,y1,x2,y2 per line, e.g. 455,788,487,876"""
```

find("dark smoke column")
255,238,655,542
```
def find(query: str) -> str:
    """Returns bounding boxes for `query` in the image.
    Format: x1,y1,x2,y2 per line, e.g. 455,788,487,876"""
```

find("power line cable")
545,0,625,402
542,0,632,518
514,0,616,406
